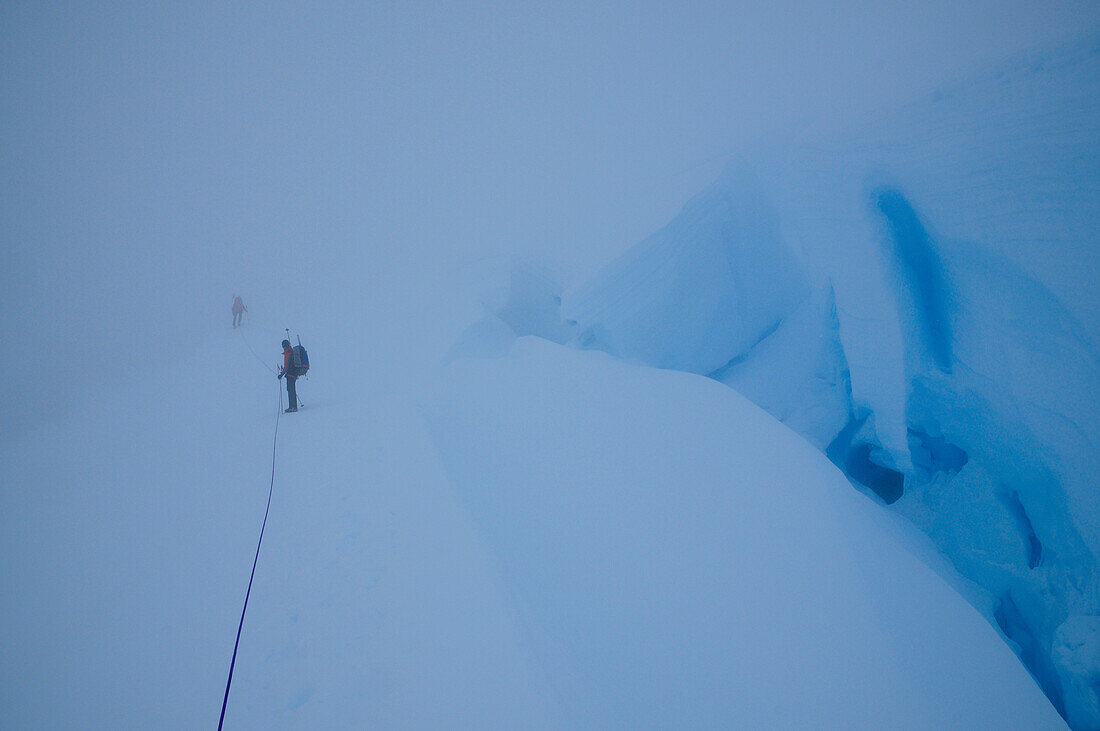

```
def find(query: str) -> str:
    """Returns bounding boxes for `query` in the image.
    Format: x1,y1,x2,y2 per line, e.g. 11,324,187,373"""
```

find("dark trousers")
233,311,243,327
285,375,298,410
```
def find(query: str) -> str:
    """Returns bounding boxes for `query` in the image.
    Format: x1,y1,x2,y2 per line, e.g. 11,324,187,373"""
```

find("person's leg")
286,376,298,410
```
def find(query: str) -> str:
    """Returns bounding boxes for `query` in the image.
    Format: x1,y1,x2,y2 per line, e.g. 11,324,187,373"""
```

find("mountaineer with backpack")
278,337,309,413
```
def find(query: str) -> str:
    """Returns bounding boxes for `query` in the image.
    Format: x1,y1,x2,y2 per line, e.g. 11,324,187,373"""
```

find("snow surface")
0,320,554,728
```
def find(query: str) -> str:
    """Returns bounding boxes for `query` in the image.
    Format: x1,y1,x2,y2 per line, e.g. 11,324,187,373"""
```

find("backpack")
290,343,309,376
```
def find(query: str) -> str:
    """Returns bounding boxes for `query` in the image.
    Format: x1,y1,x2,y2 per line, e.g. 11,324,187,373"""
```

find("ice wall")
873,188,1100,727
562,168,809,376
711,284,852,451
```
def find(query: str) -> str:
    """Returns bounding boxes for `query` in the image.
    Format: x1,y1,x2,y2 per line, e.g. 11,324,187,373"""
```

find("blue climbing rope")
217,380,283,730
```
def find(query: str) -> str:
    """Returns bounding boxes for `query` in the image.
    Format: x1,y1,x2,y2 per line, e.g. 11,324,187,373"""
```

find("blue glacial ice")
562,167,809,376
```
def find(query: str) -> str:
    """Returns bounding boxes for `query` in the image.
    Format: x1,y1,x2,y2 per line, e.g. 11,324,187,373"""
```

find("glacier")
517,35,1100,729
3,10,1098,729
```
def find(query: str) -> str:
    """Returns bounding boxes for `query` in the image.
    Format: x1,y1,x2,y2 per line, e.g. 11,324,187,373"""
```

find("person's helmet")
282,339,291,349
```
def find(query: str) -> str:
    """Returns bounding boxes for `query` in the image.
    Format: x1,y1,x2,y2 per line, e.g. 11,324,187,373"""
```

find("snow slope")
424,336,1062,728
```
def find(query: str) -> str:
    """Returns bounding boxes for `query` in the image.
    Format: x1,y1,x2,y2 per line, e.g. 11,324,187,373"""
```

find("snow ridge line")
218,378,283,730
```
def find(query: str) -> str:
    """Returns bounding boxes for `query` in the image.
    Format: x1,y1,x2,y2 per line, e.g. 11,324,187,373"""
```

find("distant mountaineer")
232,295,247,328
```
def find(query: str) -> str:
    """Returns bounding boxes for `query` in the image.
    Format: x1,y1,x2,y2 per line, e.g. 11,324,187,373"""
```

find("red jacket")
282,347,294,375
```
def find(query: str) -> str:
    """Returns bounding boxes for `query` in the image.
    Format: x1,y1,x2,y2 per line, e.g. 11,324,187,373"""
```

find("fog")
2,1,1096,436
